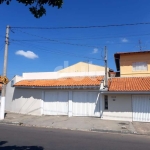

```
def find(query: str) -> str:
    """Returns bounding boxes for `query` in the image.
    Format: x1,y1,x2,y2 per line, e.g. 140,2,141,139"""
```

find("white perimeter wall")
5,76,42,115
102,94,132,121
22,71,105,80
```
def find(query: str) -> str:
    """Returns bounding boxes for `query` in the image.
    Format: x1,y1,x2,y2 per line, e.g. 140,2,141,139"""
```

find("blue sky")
0,0,150,79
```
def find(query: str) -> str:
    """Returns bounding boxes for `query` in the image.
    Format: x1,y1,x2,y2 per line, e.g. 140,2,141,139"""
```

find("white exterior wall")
23,72,58,79
5,76,23,111
5,71,104,117
5,76,42,115
72,91,100,117
102,95,132,121
14,75,23,84
22,71,105,80
11,88,42,115
43,89,100,117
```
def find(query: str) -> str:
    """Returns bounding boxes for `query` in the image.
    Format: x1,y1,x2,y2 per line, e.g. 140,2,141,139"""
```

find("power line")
0,43,4,51
10,39,140,46
12,29,100,48
59,32,150,40
10,22,150,29
10,32,150,42
11,40,104,61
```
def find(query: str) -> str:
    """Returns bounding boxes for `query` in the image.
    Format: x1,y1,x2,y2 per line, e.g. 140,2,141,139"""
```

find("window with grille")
132,62,147,71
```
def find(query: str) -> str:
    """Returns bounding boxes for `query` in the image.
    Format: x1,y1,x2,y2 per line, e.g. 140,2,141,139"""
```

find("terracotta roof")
108,77,150,92
14,76,103,87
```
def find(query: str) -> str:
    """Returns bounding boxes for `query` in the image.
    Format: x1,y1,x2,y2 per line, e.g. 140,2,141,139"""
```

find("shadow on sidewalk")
4,113,7,118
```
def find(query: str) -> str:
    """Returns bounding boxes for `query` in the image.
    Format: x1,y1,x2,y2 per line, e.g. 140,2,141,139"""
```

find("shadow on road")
0,141,8,146
0,141,44,150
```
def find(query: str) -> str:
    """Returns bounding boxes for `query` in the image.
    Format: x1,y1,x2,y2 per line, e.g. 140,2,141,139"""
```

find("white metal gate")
132,95,150,122
44,91,68,115
72,91,100,117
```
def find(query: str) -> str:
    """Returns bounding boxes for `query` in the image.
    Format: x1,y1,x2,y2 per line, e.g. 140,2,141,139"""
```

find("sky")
1,0,150,79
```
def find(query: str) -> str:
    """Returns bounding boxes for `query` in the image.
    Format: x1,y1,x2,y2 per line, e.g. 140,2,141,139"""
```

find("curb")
91,128,136,135
0,121,150,136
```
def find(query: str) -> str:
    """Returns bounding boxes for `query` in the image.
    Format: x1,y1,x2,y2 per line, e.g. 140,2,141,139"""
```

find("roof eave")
14,85,100,89
100,91,150,94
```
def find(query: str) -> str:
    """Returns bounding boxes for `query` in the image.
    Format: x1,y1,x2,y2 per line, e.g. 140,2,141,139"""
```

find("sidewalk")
0,112,149,135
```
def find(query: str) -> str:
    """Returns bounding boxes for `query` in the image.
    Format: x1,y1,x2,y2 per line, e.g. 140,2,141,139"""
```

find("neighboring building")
104,50,150,122
101,77,150,122
58,62,111,73
114,50,150,77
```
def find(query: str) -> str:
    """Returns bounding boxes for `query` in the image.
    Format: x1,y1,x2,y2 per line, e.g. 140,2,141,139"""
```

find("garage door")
44,91,68,115
132,95,150,122
72,92,100,117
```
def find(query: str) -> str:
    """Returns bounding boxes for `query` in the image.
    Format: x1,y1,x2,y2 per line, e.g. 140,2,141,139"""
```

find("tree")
0,0,63,18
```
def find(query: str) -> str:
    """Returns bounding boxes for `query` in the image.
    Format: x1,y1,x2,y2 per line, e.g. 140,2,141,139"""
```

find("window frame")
104,95,108,110
132,62,148,71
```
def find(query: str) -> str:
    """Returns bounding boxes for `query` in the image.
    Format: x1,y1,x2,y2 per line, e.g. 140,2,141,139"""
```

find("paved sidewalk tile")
133,122,150,135
1,112,149,135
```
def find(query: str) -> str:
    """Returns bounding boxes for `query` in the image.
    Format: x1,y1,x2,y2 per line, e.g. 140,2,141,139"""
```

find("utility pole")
0,25,10,120
104,46,108,88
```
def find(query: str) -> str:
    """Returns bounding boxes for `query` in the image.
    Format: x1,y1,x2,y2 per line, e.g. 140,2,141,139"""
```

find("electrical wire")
10,22,150,29
10,31,150,43
12,29,101,48
11,40,104,61
0,43,4,51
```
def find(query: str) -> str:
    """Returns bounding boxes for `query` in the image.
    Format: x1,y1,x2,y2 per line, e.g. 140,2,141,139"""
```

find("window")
104,95,108,110
132,62,147,71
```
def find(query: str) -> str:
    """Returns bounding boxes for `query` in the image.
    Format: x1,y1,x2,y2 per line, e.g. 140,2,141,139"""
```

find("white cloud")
121,38,128,43
15,50,38,59
92,48,98,54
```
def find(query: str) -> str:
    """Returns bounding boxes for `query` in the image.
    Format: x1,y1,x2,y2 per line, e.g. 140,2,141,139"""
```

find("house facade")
101,77,150,122
114,51,150,77
5,62,108,117
108,50,150,122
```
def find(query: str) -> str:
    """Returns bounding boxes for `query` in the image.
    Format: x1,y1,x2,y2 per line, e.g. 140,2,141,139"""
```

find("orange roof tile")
108,77,150,92
14,76,103,87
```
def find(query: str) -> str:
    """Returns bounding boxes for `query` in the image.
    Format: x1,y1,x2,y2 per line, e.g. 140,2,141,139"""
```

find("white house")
5,62,108,117
100,77,150,122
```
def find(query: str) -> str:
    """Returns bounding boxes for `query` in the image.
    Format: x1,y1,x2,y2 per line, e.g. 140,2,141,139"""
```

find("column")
68,91,73,117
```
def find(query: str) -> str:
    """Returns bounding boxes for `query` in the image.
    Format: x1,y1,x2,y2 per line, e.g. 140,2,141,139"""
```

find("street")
0,124,150,150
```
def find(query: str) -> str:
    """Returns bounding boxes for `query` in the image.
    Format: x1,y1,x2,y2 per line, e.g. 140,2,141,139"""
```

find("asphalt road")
0,124,150,150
